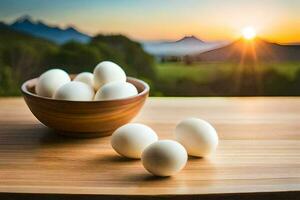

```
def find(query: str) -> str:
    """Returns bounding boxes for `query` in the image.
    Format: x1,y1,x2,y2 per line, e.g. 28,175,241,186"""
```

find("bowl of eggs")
21,61,149,138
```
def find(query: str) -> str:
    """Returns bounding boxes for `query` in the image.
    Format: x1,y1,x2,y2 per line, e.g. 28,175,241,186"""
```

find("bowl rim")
21,76,150,103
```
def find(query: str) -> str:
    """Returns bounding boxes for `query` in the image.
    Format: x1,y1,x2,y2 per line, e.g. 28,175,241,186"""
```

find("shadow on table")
92,154,140,163
0,123,108,151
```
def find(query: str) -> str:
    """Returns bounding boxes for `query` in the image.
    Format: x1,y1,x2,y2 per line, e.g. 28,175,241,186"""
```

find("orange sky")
1,0,300,43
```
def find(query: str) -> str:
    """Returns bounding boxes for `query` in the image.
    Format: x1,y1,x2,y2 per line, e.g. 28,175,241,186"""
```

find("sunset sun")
242,26,256,40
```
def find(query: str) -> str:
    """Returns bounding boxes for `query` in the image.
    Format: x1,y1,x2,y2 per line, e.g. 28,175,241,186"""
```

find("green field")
156,62,300,82
154,62,300,96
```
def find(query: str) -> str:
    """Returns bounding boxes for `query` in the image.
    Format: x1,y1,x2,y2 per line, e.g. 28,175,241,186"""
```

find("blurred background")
0,0,300,96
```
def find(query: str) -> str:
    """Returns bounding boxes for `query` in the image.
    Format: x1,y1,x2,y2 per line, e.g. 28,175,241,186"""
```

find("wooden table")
0,97,299,200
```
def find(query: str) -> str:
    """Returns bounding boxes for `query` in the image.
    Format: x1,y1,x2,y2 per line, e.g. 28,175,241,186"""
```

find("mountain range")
7,15,91,44
1,15,300,62
1,16,227,56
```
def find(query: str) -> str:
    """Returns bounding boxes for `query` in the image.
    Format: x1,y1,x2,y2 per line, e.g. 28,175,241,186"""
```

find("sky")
0,0,299,43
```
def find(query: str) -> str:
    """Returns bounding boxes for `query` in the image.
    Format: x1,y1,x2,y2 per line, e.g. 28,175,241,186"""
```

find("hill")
0,23,59,95
9,15,91,44
193,37,300,62
0,25,155,96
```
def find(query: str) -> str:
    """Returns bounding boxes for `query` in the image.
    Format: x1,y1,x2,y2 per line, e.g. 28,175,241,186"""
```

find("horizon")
0,0,300,43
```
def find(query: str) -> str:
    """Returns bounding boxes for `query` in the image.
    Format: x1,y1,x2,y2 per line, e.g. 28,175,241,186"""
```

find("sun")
242,26,256,40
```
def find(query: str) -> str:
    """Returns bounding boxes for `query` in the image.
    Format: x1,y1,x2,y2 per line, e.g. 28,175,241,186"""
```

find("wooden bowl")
21,76,149,138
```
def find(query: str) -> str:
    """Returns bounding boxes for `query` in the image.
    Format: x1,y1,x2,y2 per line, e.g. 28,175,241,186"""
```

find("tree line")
0,27,156,96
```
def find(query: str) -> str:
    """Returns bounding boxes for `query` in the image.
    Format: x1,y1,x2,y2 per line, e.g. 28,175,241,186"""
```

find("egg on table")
111,123,158,159
141,140,188,176
74,72,94,89
53,81,94,101
94,81,138,101
174,117,219,157
35,69,70,98
93,61,126,90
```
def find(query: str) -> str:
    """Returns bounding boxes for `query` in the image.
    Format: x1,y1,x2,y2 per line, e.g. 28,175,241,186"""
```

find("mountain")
142,35,227,57
0,21,56,48
193,37,300,62
9,15,91,44
174,35,204,45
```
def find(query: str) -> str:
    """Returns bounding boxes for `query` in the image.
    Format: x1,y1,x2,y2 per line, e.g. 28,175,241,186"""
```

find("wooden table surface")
0,97,299,200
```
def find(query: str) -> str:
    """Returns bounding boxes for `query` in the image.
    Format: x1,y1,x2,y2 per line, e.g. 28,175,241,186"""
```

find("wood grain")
0,97,299,199
21,77,149,137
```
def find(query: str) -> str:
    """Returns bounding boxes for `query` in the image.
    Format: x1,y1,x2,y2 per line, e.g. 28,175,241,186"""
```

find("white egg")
141,140,187,177
174,118,218,157
53,81,94,101
35,69,71,98
74,72,94,89
93,61,126,90
111,123,158,159
94,81,138,101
